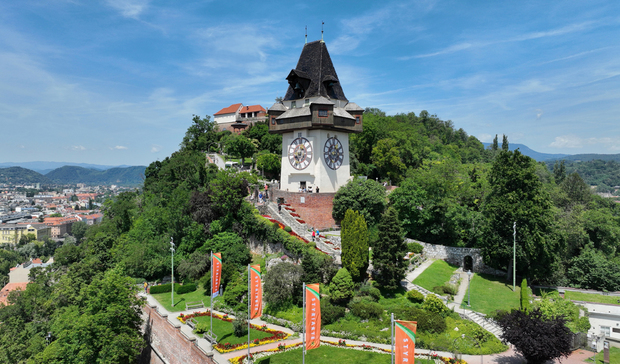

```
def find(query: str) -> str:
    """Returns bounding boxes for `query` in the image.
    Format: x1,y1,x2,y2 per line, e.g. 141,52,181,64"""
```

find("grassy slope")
460,273,520,315
412,260,458,291
255,345,435,364
591,347,620,364
193,316,274,346
565,291,620,305
151,286,211,312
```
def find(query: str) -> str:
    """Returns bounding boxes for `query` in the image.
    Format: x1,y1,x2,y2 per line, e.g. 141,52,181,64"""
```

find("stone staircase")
265,202,341,263
459,310,503,339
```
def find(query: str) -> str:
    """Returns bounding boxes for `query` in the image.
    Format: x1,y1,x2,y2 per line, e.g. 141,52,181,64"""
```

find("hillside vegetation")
0,166,51,184
45,165,146,185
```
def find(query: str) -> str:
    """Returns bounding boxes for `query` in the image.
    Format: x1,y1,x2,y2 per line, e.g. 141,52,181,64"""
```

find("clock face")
288,137,312,170
324,137,344,170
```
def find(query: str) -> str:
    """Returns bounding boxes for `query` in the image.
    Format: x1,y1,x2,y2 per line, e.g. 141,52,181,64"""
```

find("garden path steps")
265,201,341,263
400,259,505,340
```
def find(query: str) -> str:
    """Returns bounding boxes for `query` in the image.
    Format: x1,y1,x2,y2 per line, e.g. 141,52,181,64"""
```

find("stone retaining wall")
269,189,338,230
408,239,505,276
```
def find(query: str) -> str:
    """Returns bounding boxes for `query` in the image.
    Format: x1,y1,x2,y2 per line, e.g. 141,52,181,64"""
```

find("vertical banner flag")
305,283,321,350
395,320,417,364
212,252,222,298
250,265,262,319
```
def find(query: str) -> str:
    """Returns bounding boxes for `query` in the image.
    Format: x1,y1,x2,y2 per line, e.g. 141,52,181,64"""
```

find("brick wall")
270,189,338,230
140,305,216,364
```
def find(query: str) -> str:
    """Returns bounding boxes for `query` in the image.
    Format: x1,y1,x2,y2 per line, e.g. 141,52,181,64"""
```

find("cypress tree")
520,278,530,311
341,209,369,282
373,207,407,290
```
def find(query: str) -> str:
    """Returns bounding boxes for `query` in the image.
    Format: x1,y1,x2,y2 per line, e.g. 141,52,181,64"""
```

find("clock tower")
268,40,363,193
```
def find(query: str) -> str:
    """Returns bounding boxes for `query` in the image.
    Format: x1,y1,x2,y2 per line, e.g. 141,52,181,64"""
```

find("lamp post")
170,237,175,307
467,270,472,307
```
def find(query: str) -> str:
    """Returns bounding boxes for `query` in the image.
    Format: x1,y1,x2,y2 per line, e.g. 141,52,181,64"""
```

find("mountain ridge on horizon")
0,161,143,174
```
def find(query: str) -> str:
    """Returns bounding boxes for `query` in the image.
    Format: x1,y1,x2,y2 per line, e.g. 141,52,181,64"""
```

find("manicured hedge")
176,283,197,294
150,283,174,294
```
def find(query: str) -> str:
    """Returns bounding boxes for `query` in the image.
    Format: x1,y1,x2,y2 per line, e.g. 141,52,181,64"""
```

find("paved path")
406,257,435,282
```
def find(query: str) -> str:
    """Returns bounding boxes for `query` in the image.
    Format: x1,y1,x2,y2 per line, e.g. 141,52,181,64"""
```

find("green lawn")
460,273,520,315
590,347,620,364
265,304,303,324
565,291,620,305
254,345,435,364
192,316,274,346
151,285,211,312
412,260,458,292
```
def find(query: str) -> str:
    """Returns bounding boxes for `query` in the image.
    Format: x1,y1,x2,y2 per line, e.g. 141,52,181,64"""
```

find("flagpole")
247,264,251,363
302,282,306,364
391,313,394,364
210,251,213,339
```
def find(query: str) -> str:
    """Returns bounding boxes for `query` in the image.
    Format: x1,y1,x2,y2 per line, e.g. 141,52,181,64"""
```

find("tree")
225,135,256,166
553,160,566,184
491,134,498,151
256,152,281,179
481,150,556,280
332,178,386,225
498,308,572,364
264,262,303,309
329,268,354,305
371,138,406,184
181,114,216,152
340,209,369,282
200,232,251,271
71,221,88,243
501,134,509,151
566,245,620,291
561,172,591,205
372,207,407,290
533,291,590,333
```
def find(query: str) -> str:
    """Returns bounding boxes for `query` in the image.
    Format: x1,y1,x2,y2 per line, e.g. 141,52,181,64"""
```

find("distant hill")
0,167,51,184
551,153,620,163
0,161,133,174
482,143,569,162
45,166,146,185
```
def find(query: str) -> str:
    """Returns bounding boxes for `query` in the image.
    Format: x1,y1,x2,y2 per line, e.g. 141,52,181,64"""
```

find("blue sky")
1,0,619,166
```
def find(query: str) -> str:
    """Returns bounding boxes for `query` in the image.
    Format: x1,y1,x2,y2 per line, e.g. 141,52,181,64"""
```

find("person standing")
278,203,282,214
312,228,316,242
144,281,148,294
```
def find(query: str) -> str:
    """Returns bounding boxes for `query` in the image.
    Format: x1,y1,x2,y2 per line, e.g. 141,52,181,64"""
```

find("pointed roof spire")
321,21,324,43
305,26,307,44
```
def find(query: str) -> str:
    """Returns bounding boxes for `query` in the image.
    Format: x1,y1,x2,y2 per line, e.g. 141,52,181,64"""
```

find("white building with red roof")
214,103,267,133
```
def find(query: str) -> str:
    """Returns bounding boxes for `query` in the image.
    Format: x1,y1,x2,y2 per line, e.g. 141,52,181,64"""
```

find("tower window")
304,99,310,106
318,109,328,117
355,116,361,124
291,101,297,109
271,117,276,125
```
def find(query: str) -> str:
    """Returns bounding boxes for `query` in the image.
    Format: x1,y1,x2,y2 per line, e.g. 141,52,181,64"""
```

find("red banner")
212,252,222,298
305,283,321,350
395,320,417,364
250,265,262,319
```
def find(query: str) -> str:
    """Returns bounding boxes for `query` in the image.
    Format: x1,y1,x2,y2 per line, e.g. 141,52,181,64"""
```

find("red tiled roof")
0,282,28,305
240,105,266,113
32,258,42,264
214,103,242,115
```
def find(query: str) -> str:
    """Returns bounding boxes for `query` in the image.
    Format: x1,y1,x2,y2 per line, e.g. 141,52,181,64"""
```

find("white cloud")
535,109,544,119
111,145,128,150
72,145,86,151
151,144,161,153
477,133,493,143
105,0,150,19
549,135,620,150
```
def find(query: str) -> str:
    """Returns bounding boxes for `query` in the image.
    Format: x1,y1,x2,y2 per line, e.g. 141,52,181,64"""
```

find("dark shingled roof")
283,41,348,102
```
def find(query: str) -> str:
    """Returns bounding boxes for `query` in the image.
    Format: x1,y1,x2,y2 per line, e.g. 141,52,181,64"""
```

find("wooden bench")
185,300,204,310
186,318,198,330
204,330,218,345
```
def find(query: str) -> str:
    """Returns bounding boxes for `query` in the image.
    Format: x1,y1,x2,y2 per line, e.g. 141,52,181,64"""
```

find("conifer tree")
502,134,509,151
372,207,407,290
341,209,369,282
520,278,530,311
492,134,499,151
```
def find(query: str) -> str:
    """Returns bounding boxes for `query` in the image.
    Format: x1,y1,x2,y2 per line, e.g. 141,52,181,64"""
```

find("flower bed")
177,311,289,353
296,219,306,224
290,213,301,217
285,207,296,212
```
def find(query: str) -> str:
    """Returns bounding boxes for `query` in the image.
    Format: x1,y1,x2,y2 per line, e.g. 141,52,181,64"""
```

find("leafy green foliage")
407,242,423,254
225,135,256,165
392,307,447,334
256,152,281,178
71,221,88,243
350,301,383,320
176,283,197,294
566,245,620,291
329,268,354,305
422,294,449,315
520,279,530,311
533,292,590,333
332,178,386,225
321,300,346,325
264,262,303,309
341,209,369,282
372,207,407,290
406,290,424,303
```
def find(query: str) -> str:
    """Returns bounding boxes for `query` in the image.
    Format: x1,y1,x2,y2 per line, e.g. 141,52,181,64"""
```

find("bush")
358,284,382,302
330,268,354,304
176,283,197,294
232,317,248,337
433,284,458,296
149,283,175,294
520,278,530,311
392,307,447,334
350,301,384,320
321,300,346,325
196,322,209,334
407,242,424,254
423,294,448,315
406,290,424,304
284,226,292,232
199,273,211,295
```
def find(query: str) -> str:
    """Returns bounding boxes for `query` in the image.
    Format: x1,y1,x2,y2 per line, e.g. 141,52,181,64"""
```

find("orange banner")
305,283,321,350
395,320,417,364
212,252,222,298
250,265,262,319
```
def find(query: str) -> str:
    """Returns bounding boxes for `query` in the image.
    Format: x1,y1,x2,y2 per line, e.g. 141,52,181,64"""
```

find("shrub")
358,284,381,302
232,317,248,337
330,268,354,304
149,283,174,294
392,307,446,334
423,294,448,315
321,300,346,325
433,284,458,296
284,226,292,232
195,322,209,334
406,290,424,304
407,242,424,254
520,278,530,311
350,301,384,320
176,283,197,294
